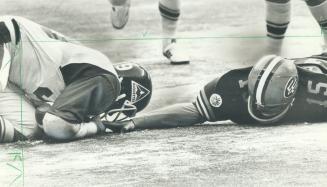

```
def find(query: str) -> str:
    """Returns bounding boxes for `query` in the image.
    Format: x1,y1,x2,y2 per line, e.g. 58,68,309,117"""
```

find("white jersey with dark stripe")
0,16,117,102
194,54,327,123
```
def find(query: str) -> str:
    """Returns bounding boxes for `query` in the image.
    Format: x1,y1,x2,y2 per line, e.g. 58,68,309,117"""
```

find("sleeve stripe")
200,89,216,120
0,21,11,43
196,91,213,121
195,96,205,118
3,19,16,45
0,18,21,45
196,96,210,120
11,18,21,45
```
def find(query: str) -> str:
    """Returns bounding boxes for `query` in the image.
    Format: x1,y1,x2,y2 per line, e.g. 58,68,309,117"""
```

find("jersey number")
34,87,53,102
307,80,327,107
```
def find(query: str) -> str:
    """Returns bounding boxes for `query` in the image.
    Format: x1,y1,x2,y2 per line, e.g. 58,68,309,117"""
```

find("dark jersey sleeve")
194,67,255,123
48,64,121,123
132,103,205,129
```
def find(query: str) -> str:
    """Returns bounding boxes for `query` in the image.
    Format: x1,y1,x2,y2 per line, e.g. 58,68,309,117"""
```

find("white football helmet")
248,55,298,124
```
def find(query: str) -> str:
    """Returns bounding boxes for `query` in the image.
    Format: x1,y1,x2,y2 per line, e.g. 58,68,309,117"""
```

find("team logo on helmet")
210,94,222,108
284,77,297,98
130,81,150,104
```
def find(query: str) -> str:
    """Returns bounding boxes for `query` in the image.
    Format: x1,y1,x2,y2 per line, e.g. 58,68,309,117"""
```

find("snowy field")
0,0,327,186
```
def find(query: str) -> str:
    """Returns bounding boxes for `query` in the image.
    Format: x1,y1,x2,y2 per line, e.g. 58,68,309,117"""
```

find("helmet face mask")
256,103,288,117
104,100,137,122
247,96,294,124
248,55,298,124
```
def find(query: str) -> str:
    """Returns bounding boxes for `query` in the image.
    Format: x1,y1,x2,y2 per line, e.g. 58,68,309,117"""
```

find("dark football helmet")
104,63,152,121
247,55,298,124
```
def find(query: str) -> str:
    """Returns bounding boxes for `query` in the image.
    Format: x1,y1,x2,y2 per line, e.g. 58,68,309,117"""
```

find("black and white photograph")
0,0,327,186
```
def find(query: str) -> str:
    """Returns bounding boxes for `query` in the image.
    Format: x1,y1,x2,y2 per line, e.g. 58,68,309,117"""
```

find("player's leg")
265,0,291,54
109,0,131,29
0,85,40,143
40,67,120,141
159,0,190,64
305,0,327,52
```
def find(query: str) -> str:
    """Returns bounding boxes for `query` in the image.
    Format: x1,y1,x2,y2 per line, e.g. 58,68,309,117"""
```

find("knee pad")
0,116,15,143
43,113,81,141
159,0,181,21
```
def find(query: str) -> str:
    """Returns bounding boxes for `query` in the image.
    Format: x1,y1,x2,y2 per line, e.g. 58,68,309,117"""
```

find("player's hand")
102,119,135,133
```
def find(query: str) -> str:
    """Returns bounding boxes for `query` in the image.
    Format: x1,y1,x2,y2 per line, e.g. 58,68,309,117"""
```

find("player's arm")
133,102,205,129
35,103,106,141
104,102,206,132
36,72,120,141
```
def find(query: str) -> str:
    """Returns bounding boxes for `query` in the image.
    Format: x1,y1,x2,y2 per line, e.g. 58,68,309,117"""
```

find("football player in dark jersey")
104,54,327,132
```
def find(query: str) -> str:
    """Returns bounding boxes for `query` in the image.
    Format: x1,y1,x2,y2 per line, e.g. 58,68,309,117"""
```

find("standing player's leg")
159,0,190,64
265,0,291,54
305,0,327,52
0,84,41,143
109,0,131,29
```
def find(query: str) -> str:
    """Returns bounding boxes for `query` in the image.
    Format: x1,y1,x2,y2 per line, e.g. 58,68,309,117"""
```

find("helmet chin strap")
247,96,293,124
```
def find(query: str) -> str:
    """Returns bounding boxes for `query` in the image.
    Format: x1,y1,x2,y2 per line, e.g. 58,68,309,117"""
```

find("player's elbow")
42,113,81,141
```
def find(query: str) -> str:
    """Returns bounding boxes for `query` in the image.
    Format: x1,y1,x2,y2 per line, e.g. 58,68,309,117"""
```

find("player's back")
6,16,65,101
1,16,117,102
285,54,327,122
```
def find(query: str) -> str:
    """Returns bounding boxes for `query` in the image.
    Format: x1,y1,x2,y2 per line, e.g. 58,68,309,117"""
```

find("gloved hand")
102,119,135,133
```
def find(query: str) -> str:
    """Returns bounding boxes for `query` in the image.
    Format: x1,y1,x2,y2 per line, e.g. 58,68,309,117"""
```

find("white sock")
159,0,181,50
265,0,291,39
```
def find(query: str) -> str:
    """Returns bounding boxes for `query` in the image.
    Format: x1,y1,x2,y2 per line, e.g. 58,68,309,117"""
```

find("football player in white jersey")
0,16,152,143
109,0,190,65
265,0,327,53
